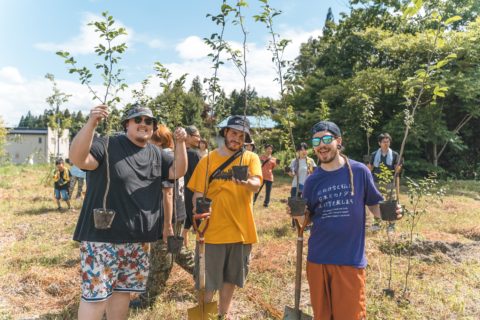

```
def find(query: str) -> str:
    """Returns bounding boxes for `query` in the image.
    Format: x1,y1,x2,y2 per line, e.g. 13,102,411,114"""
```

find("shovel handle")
294,211,310,237
294,225,304,311
192,213,210,238
198,240,206,291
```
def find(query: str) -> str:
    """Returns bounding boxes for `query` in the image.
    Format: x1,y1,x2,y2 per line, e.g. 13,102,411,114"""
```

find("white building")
5,128,70,164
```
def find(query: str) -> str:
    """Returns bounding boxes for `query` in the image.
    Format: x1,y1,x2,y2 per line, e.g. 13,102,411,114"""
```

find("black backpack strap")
208,150,243,184
261,157,271,167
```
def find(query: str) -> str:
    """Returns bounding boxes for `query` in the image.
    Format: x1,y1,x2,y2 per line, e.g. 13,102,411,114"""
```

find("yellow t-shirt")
187,149,262,244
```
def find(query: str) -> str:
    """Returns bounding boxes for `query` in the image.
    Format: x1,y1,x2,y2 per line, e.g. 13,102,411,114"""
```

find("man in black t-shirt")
182,125,201,247
69,104,187,320
368,133,403,233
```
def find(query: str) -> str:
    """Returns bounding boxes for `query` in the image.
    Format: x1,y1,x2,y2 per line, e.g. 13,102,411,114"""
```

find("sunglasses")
312,135,336,147
133,116,154,125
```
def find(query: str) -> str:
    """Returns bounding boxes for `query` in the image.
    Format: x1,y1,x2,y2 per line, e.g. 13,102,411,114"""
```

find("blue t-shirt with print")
303,159,383,268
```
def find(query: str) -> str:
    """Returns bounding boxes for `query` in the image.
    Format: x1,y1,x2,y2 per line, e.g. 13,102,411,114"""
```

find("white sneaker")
369,225,381,232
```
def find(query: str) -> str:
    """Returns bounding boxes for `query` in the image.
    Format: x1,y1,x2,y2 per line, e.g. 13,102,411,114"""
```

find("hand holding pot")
395,204,404,220
163,223,174,244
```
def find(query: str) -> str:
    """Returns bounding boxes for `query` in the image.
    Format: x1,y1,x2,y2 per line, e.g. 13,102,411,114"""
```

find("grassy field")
0,164,479,319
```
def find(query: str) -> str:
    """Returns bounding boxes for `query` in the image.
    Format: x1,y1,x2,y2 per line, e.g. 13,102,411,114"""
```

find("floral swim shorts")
79,241,150,302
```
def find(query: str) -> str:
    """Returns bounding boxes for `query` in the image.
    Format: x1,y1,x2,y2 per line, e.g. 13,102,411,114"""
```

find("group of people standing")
69,103,402,320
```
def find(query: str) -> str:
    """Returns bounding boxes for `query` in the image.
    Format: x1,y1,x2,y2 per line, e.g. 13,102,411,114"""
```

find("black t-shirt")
161,148,187,223
184,148,201,219
73,135,173,243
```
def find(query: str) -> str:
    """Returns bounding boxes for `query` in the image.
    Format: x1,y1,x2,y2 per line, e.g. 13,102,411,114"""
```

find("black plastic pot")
93,208,116,229
288,197,307,216
284,166,292,174
380,200,398,221
167,235,184,254
196,197,212,214
232,165,248,181
383,288,395,298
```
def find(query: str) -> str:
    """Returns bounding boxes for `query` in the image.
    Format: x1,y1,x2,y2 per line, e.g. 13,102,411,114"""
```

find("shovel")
284,215,313,320
188,212,218,320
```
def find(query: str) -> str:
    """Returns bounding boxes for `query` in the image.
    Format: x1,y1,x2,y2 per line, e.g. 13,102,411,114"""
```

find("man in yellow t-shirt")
188,115,262,319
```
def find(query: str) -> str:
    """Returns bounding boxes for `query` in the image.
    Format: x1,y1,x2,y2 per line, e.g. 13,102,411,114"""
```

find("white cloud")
1,28,322,127
176,36,211,60
0,68,136,127
34,12,133,55
147,39,164,49
0,66,24,84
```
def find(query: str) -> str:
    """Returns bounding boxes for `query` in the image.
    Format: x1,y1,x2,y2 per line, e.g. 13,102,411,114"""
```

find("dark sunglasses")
133,116,154,125
312,135,335,147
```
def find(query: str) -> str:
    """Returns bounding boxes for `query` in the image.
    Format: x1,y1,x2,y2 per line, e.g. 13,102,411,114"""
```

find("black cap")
121,104,157,127
55,158,64,165
311,120,342,137
220,115,252,143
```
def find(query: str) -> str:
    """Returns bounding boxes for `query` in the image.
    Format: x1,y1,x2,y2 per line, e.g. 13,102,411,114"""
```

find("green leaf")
446,53,457,59
435,59,449,69
444,16,462,25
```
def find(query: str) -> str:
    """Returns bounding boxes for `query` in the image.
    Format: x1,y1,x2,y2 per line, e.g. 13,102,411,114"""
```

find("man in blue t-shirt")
293,121,402,320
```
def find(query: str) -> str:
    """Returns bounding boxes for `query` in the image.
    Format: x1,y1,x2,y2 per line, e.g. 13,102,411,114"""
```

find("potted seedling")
223,1,251,181
153,62,189,254
254,1,307,215
57,12,128,229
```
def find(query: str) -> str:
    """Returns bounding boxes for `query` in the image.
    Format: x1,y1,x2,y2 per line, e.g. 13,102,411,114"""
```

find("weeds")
0,165,479,318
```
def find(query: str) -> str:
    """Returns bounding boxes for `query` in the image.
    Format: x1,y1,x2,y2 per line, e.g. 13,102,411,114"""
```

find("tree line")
10,0,480,179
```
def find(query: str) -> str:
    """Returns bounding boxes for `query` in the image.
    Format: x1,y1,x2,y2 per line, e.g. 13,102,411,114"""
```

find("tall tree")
45,73,72,156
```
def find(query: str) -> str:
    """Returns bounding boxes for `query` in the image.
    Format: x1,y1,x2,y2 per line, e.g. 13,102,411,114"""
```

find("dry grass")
0,166,479,319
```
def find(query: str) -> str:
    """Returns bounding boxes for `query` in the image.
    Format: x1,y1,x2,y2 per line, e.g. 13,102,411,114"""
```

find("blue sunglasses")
312,135,335,147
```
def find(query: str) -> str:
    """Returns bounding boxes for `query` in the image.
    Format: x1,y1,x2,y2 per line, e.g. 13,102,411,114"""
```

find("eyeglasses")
312,135,335,147
133,116,154,125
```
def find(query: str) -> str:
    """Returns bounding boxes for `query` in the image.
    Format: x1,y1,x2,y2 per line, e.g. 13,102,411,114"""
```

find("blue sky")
0,0,350,126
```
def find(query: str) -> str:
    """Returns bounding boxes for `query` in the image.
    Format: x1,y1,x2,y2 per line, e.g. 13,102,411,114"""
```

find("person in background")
134,124,195,307
244,139,256,152
254,144,277,208
367,133,403,233
69,163,86,199
288,142,316,198
183,125,202,247
53,158,72,211
198,139,209,158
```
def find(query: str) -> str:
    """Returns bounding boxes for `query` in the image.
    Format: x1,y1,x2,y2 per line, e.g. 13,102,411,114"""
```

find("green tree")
45,73,72,156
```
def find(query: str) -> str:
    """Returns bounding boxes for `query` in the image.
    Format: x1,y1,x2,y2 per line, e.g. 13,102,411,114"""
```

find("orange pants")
306,262,366,320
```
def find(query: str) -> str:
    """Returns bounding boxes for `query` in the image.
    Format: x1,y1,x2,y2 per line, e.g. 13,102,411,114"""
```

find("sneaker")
263,204,268,208
369,224,381,232
387,223,396,233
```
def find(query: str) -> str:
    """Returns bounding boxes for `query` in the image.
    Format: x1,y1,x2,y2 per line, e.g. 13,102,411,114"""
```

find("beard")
224,136,242,152
127,127,151,146
315,147,339,164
